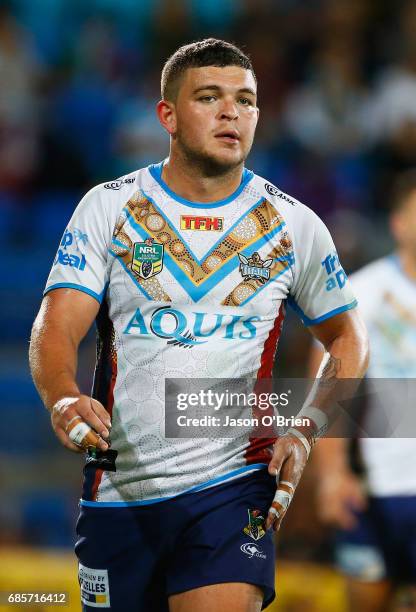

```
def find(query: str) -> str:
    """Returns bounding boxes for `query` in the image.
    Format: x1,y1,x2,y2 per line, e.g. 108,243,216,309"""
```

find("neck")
161,148,244,203
398,248,416,281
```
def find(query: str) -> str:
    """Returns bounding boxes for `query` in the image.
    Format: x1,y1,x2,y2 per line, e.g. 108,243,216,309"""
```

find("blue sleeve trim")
80,464,268,507
288,297,358,326
43,283,104,305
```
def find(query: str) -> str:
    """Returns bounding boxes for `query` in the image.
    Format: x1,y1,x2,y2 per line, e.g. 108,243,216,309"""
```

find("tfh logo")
180,215,223,231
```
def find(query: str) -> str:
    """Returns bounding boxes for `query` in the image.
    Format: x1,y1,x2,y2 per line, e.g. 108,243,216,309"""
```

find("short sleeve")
44,186,111,304
288,207,357,325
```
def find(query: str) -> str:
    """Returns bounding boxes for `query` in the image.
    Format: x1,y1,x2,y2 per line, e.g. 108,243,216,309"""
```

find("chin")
179,138,247,175
206,149,245,170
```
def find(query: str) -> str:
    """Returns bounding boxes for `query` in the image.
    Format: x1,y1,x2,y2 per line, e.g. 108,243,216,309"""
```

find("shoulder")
78,168,145,217
100,169,142,193
98,168,144,199
251,173,321,225
251,173,303,211
250,173,328,251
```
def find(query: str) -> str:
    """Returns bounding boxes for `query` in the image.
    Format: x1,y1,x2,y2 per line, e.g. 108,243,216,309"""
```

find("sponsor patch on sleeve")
79,563,111,608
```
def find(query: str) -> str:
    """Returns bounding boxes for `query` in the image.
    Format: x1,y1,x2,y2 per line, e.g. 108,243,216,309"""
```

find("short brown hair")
161,38,255,101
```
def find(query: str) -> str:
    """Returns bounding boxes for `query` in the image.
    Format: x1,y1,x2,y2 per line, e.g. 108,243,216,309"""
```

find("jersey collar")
147,160,254,208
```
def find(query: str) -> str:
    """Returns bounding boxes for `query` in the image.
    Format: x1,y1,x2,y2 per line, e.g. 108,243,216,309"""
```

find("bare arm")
29,288,111,452
308,337,367,530
266,309,369,530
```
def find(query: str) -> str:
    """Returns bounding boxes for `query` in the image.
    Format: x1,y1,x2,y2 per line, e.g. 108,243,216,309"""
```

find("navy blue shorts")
336,496,416,583
75,469,277,611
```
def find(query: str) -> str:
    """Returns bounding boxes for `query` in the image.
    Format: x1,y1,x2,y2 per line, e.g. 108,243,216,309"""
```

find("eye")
239,97,253,106
199,95,217,102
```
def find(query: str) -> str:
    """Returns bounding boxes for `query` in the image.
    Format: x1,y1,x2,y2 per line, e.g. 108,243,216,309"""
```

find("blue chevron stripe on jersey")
123,211,287,302
140,190,268,267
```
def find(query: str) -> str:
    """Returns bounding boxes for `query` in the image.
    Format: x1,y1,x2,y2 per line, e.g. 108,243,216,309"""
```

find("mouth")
215,130,240,144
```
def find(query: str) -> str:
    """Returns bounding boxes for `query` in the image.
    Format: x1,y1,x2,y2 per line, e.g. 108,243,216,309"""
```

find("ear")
157,100,176,136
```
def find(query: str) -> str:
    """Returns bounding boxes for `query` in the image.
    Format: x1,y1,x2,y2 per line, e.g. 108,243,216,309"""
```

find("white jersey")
351,257,416,496
45,161,356,505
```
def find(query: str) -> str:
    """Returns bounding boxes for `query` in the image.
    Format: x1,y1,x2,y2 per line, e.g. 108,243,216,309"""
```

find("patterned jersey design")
45,161,356,505
350,257,416,496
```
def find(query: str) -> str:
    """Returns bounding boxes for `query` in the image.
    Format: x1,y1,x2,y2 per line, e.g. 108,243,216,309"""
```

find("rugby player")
29,39,368,611
312,171,416,612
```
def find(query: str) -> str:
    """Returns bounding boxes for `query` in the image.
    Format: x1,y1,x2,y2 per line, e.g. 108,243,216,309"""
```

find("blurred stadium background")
1,0,415,609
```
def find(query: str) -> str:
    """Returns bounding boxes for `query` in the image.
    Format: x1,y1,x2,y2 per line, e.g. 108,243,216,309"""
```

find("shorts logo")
132,237,164,279
238,252,273,284
243,509,266,541
79,563,110,608
180,215,223,231
240,543,267,559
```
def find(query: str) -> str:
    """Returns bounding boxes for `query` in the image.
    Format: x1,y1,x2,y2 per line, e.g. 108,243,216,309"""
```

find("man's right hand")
51,395,111,453
316,470,367,530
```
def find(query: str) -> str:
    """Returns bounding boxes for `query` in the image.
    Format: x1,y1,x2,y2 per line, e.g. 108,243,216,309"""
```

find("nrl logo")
238,252,273,284
243,509,266,541
131,237,164,279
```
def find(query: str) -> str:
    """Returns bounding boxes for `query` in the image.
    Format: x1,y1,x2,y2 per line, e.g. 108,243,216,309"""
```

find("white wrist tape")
286,427,312,458
52,398,102,450
269,481,295,519
295,405,329,436
270,490,292,515
69,421,93,446
65,415,101,449
286,405,329,458
52,397,79,416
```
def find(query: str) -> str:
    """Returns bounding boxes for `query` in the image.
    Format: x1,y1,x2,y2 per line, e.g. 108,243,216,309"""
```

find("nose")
218,97,239,121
